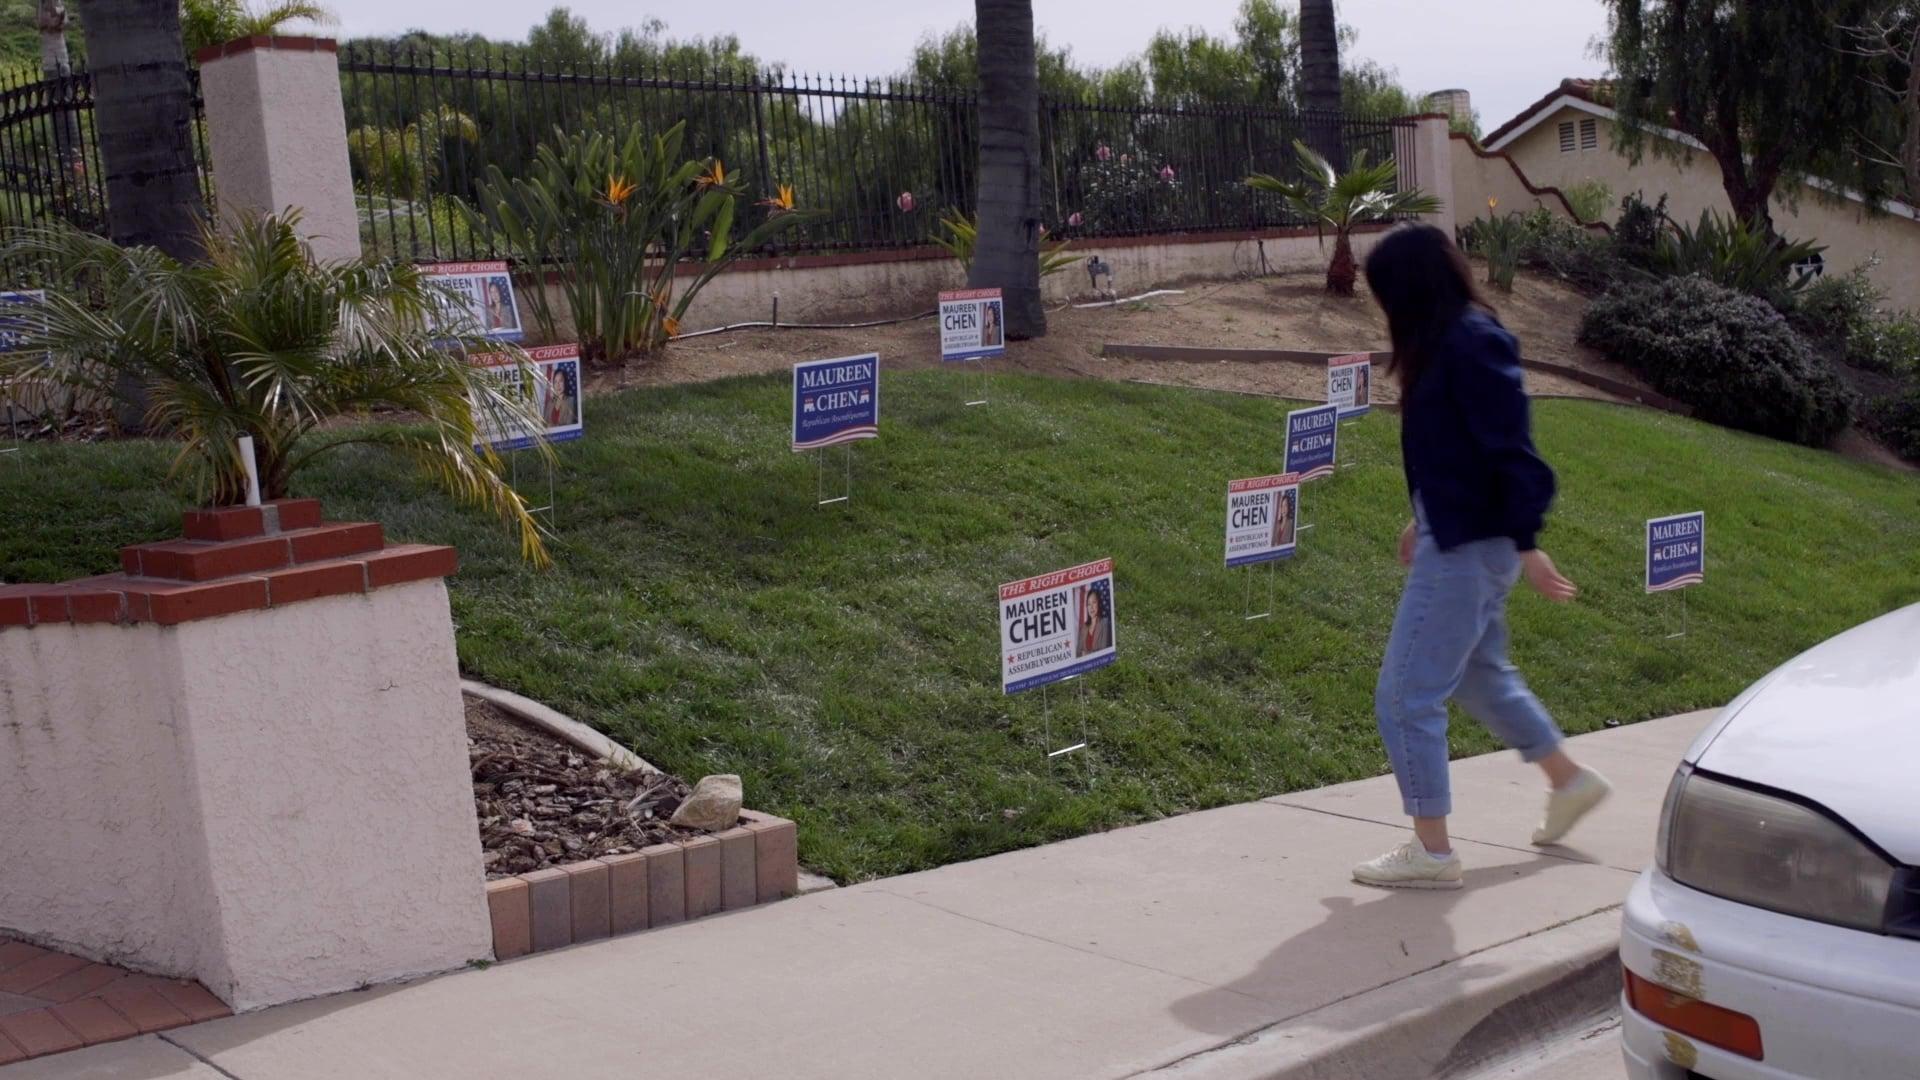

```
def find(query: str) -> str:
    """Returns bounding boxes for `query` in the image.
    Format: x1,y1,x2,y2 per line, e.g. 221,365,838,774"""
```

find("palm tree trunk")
73,0,205,262
1326,230,1356,295
969,0,1046,339
75,0,205,433
1299,0,1343,166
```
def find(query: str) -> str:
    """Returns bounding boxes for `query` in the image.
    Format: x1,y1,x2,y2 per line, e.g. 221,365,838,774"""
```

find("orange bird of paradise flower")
758,183,795,214
696,160,728,190
603,173,637,208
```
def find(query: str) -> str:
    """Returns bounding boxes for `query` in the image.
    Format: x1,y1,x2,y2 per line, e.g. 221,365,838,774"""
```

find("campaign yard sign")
421,262,524,342
1646,512,1705,593
1285,404,1339,480
939,288,1006,362
999,558,1117,694
470,344,584,452
1327,353,1373,418
0,290,47,361
1225,474,1301,567
792,353,880,451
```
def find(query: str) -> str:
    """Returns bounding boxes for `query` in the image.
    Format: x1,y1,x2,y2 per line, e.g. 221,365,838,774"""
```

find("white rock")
670,774,744,831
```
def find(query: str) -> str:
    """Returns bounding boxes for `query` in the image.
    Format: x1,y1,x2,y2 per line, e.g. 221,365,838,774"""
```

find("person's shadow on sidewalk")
1166,856,1581,1037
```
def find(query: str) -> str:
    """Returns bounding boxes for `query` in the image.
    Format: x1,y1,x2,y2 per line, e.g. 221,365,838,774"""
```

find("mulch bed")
466,695,727,880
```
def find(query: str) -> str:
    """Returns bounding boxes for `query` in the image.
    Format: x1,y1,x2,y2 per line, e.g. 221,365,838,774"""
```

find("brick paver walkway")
0,939,229,1065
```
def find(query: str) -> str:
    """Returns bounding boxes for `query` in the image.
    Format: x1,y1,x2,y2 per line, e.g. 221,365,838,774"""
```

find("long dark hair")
1363,225,1492,393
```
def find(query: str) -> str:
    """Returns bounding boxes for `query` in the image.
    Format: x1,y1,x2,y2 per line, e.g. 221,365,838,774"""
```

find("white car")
1620,602,1920,1079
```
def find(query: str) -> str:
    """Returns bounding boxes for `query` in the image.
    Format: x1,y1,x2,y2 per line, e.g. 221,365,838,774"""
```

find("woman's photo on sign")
542,361,579,428
1073,580,1113,658
980,300,1004,349
484,276,519,332
1270,488,1297,549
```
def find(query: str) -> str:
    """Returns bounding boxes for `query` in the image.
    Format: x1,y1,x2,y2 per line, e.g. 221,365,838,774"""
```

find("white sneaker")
1352,840,1464,890
1532,767,1613,846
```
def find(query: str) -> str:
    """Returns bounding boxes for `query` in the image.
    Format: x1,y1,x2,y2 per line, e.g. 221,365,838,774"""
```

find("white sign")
1327,353,1372,418
999,558,1116,694
1224,473,1300,567
470,344,583,452
422,261,523,342
939,288,1006,362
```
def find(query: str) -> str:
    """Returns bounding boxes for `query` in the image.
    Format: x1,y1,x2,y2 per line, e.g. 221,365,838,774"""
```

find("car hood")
1690,602,1920,865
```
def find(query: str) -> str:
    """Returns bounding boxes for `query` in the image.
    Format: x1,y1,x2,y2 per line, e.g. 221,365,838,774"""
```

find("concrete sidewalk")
3,712,1714,1080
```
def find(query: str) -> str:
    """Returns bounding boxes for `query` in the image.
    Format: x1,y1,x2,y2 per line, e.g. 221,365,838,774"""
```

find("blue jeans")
1375,530,1564,818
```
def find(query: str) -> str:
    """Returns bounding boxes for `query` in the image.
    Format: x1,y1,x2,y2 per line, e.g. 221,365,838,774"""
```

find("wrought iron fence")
338,42,1413,263
0,65,215,270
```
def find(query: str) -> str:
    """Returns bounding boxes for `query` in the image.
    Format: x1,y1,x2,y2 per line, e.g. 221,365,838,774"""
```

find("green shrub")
1515,208,1637,294
1614,191,1667,268
1791,263,1920,376
1866,386,1920,462
1562,179,1613,224
1653,210,1823,308
1578,275,1854,447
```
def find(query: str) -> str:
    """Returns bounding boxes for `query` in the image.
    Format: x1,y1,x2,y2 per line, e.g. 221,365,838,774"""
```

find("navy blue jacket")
1400,310,1556,552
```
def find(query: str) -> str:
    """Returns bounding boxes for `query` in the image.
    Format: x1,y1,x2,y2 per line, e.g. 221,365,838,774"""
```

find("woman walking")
1353,225,1610,890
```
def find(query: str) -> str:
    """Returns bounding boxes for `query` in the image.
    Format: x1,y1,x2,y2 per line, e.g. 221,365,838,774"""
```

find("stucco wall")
200,41,362,262
0,622,211,976
1500,105,1920,309
1450,139,1594,225
0,579,490,1010
525,228,1391,338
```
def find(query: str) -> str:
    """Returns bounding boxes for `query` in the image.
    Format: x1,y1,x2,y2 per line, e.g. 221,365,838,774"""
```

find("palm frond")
7,211,552,563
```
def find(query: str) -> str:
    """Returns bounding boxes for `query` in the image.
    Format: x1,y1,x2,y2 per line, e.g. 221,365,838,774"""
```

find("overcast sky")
316,1,1610,130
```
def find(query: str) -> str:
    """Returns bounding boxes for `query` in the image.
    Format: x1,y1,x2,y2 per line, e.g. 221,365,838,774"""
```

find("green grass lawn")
4,370,1917,881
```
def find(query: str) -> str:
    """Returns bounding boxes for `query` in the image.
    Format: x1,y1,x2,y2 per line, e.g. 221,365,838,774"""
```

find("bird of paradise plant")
471,123,815,362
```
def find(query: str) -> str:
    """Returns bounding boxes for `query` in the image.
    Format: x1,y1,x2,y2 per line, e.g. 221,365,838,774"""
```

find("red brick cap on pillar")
0,499,456,629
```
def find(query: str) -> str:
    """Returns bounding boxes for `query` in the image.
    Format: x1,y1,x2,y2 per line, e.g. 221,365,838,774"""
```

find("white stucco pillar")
196,36,362,262
0,500,490,1010
1397,113,1458,238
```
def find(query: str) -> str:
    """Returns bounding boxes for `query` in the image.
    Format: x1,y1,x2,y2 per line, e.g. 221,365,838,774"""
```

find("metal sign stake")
1043,677,1091,765
509,448,559,529
966,357,989,407
1666,589,1689,640
1243,560,1276,621
816,444,853,507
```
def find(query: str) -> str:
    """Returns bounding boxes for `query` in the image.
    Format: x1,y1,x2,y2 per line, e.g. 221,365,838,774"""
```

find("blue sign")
0,290,47,359
1646,512,1705,593
1285,404,1339,481
793,353,880,451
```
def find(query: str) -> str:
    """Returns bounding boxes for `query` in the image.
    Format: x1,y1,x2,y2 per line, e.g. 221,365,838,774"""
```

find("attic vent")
1559,121,1576,153
1579,117,1599,150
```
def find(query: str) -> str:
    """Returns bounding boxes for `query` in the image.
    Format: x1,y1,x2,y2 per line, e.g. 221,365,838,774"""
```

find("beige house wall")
1499,104,1920,309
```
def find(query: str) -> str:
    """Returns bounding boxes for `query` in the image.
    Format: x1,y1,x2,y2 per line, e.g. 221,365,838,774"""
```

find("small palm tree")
1247,140,1441,296
180,0,334,54
3,213,553,564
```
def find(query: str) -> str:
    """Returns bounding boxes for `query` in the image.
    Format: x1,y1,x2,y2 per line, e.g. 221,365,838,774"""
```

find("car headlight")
1657,766,1895,934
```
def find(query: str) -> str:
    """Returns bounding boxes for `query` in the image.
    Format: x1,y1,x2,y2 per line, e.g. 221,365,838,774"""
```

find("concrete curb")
460,678,654,774
1143,908,1622,1080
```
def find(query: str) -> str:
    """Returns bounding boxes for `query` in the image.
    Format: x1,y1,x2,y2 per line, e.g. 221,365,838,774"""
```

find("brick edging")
483,810,800,961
